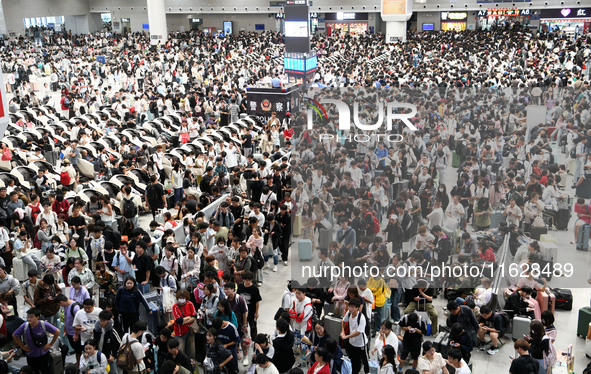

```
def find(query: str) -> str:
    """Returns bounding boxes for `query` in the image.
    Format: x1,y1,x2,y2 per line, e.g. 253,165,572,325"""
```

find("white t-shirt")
73,307,103,344
359,288,374,321
417,353,447,374
342,311,367,348
455,360,472,374
120,334,146,371
427,207,444,230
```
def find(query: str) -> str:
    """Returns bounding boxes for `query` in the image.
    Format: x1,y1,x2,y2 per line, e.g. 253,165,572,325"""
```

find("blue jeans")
264,247,279,266
174,188,183,205
390,289,401,322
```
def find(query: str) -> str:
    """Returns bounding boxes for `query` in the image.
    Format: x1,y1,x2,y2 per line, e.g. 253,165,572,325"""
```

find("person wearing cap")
22,269,39,309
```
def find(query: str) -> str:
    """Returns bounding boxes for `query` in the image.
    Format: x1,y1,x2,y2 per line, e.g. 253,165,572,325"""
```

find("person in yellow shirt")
364,274,391,335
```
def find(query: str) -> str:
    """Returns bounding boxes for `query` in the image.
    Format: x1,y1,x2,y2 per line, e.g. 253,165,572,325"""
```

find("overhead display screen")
285,21,309,37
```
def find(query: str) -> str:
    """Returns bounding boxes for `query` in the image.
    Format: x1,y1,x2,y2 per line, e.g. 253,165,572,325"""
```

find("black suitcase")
195,329,206,363
552,288,573,311
529,226,548,241
434,331,450,358
556,203,570,230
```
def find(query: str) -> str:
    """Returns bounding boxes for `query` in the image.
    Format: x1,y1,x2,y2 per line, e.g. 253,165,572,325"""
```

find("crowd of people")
0,22,587,374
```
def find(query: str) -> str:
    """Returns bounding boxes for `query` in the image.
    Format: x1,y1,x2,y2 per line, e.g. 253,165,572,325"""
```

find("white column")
381,0,413,43
147,0,168,45
385,21,407,42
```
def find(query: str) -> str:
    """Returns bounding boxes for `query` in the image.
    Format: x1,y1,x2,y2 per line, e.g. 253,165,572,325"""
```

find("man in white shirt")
73,299,103,345
426,199,444,230
357,279,374,330
447,349,471,374
340,298,369,374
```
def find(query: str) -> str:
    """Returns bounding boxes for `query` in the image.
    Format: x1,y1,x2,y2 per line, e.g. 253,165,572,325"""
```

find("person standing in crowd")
12,308,60,374
340,298,369,374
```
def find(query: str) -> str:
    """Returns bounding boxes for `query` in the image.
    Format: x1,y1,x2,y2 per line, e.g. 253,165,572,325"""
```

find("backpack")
253,248,265,270
245,255,258,274
116,336,140,371
122,197,136,219
494,310,512,331
340,356,352,374
570,146,577,159
33,228,42,249
60,170,71,185
69,302,81,318
147,184,160,204
364,212,380,234
542,335,557,368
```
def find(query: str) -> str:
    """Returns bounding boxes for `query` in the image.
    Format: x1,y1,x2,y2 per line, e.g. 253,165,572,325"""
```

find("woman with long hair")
526,320,553,374
215,298,238,330
474,197,493,231
114,276,151,333
205,328,233,374
436,184,450,212
379,345,397,374
172,162,185,205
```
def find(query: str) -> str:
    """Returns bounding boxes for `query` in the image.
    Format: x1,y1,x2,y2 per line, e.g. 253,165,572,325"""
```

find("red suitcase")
536,288,555,314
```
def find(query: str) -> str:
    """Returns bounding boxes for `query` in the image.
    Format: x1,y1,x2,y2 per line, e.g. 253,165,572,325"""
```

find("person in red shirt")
478,241,495,263
172,289,197,360
574,197,591,243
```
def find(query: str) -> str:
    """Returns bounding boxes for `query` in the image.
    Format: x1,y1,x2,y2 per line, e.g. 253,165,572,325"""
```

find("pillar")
381,0,413,42
385,21,407,42
147,0,168,45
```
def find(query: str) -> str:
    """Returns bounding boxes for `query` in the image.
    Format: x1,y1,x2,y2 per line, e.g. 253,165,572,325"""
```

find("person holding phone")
79,339,108,374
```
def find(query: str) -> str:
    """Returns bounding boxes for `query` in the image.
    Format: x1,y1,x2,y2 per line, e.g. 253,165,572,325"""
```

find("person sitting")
477,306,507,356
504,287,534,319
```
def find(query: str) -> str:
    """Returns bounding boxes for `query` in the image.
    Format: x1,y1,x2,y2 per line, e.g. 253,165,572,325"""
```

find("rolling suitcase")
323,313,342,340
12,257,28,282
298,239,313,261
552,288,573,311
536,288,555,315
539,241,558,262
511,315,532,341
577,224,590,251
577,307,591,337
433,331,450,358
195,329,206,363
50,347,64,374
318,228,332,250
452,151,460,168
555,201,570,230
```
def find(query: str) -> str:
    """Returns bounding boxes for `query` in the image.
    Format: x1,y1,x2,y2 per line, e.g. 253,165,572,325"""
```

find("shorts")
484,329,506,339
67,334,83,355
399,344,421,361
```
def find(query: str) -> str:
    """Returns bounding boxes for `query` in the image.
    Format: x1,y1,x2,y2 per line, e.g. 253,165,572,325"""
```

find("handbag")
532,215,545,228
204,357,215,372
179,306,200,333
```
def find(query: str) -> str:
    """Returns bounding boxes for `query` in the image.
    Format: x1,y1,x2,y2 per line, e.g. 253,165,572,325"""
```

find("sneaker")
242,358,249,366
273,264,278,272
487,348,499,355
262,263,268,270
237,351,243,360
283,261,288,266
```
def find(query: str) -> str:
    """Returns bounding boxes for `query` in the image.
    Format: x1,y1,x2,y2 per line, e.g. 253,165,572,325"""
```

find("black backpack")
123,197,136,219
253,248,265,270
